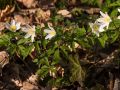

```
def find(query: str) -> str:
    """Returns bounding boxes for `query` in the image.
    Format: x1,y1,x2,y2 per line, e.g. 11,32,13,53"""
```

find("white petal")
5,23,10,29
118,9,120,12
32,25,35,30
44,29,51,33
22,27,28,32
31,35,35,42
48,24,54,31
25,34,31,38
11,20,16,25
89,23,93,28
106,23,109,29
118,15,120,19
99,26,105,32
96,32,100,37
26,24,31,29
100,11,106,17
16,22,21,30
45,34,54,39
97,18,104,23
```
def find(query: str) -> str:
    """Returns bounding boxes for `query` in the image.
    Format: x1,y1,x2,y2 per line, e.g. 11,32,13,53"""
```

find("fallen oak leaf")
0,22,5,31
17,0,37,8
57,9,72,18
0,5,15,21
0,51,9,68
35,9,51,25
0,51,9,75
14,14,31,25
36,8,51,21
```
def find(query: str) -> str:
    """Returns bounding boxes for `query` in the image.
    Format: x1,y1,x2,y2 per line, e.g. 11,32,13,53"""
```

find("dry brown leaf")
11,79,23,87
0,5,15,20
21,82,39,90
0,51,9,68
14,14,31,25
40,23,45,28
57,9,72,17
36,9,51,21
27,74,38,85
0,22,5,31
17,0,37,8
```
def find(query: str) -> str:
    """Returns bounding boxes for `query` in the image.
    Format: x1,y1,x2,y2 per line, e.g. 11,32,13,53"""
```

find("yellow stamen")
10,25,16,31
93,24,99,31
50,31,56,35
104,16,111,23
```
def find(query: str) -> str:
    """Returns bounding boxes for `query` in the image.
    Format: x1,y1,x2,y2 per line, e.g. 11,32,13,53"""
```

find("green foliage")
18,44,34,59
69,55,86,84
0,34,10,46
0,0,120,89
98,34,108,47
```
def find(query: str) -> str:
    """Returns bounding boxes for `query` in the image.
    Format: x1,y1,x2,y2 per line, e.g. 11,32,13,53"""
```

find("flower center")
93,24,99,31
50,31,56,35
10,25,17,31
104,17,111,23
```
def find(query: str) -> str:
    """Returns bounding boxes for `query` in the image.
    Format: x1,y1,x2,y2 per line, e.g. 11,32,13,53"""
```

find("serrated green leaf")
17,38,29,45
98,34,108,47
69,55,85,84
18,44,34,59
52,49,60,65
0,34,10,46
76,27,86,37
36,65,49,78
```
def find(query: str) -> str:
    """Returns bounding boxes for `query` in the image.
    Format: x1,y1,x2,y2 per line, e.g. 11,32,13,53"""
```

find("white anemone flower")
97,11,112,29
44,24,56,40
89,22,105,37
22,25,36,42
5,20,21,32
118,9,120,19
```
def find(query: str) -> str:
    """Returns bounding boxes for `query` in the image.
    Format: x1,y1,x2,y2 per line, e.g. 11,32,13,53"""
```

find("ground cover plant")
0,0,120,90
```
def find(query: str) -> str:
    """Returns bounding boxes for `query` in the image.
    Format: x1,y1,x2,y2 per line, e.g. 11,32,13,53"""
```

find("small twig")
108,72,114,90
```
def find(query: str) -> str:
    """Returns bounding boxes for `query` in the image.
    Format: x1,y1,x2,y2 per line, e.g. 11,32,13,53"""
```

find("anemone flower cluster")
5,20,56,42
89,11,112,37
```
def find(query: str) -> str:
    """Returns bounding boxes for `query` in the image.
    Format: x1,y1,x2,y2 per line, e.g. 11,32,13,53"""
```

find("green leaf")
0,34,10,46
52,49,60,65
110,31,119,43
77,39,91,48
17,38,29,45
46,44,58,57
18,44,34,59
60,46,69,59
98,34,108,47
109,1,120,7
69,55,86,84
38,58,49,67
36,65,49,78
76,27,86,37
7,44,16,55
110,9,118,17
34,41,41,54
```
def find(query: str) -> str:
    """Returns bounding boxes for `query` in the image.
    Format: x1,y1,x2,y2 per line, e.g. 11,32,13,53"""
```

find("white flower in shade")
5,20,21,32
118,9,120,19
97,11,112,29
89,22,105,37
44,24,56,40
22,25,36,42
